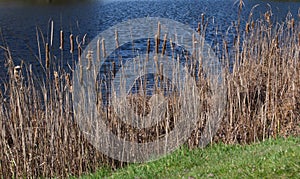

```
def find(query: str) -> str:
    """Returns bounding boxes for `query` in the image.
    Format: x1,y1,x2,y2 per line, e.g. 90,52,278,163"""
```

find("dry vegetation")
0,4,299,178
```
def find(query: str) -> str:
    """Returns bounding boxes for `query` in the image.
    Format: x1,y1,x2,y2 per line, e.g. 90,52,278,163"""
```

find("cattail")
97,38,101,63
156,22,161,54
155,34,159,54
78,44,82,63
251,21,255,29
290,18,295,29
224,40,228,54
245,23,250,34
115,29,119,49
157,21,161,40
50,20,54,47
65,73,72,92
86,50,93,70
197,22,201,34
161,34,167,56
147,38,151,54
54,71,59,90
170,38,174,52
298,32,300,47
70,34,74,54
14,65,21,83
112,61,116,78
102,38,106,58
192,33,196,60
201,13,205,25
159,63,163,81
265,12,271,25
59,30,64,50
45,43,50,69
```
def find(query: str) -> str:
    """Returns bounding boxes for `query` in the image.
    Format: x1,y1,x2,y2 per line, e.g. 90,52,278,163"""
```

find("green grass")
80,137,300,178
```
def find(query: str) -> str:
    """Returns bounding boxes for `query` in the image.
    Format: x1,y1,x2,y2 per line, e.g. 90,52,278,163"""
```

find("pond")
0,0,299,89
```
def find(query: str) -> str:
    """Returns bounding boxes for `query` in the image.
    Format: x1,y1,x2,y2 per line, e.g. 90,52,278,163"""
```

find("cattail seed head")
65,73,72,92
162,34,167,56
290,18,295,29
265,12,271,24
59,30,64,50
54,71,59,90
156,22,161,54
245,23,250,34
251,21,255,29
78,44,82,63
45,43,50,69
197,22,201,34
102,38,106,58
70,34,74,53
201,13,205,25
14,65,21,83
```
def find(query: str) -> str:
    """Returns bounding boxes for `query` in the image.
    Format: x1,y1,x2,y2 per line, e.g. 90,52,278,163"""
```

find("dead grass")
0,5,299,178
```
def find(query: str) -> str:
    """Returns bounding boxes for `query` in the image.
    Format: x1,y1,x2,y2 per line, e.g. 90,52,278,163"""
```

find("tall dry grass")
0,6,299,178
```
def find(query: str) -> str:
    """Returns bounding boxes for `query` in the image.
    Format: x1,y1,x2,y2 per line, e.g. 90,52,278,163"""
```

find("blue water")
0,0,299,89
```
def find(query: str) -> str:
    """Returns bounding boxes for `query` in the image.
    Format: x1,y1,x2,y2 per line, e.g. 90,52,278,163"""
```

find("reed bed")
0,6,299,178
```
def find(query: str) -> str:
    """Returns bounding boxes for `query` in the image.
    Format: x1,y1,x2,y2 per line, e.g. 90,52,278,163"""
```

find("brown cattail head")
251,21,255,29
65,73,72,92
112,61,116,78
290,18,295,29
159,63,163,81
157,21,161,39
147,38,151,54
70,34,74,53
197,22,201,34
45,43,50,69
54,71,59,90
155,34,159,54
265,12,271,25
59,30,64,50
245,23,250,34
161,34,167,56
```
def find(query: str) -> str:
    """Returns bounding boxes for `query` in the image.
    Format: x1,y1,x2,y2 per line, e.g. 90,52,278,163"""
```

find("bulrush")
70,34,74,53
59,30,64,50
45,43,50,69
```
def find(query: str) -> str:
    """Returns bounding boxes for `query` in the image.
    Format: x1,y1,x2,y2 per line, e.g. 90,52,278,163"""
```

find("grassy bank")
82,137,300,178
0,1,299,178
